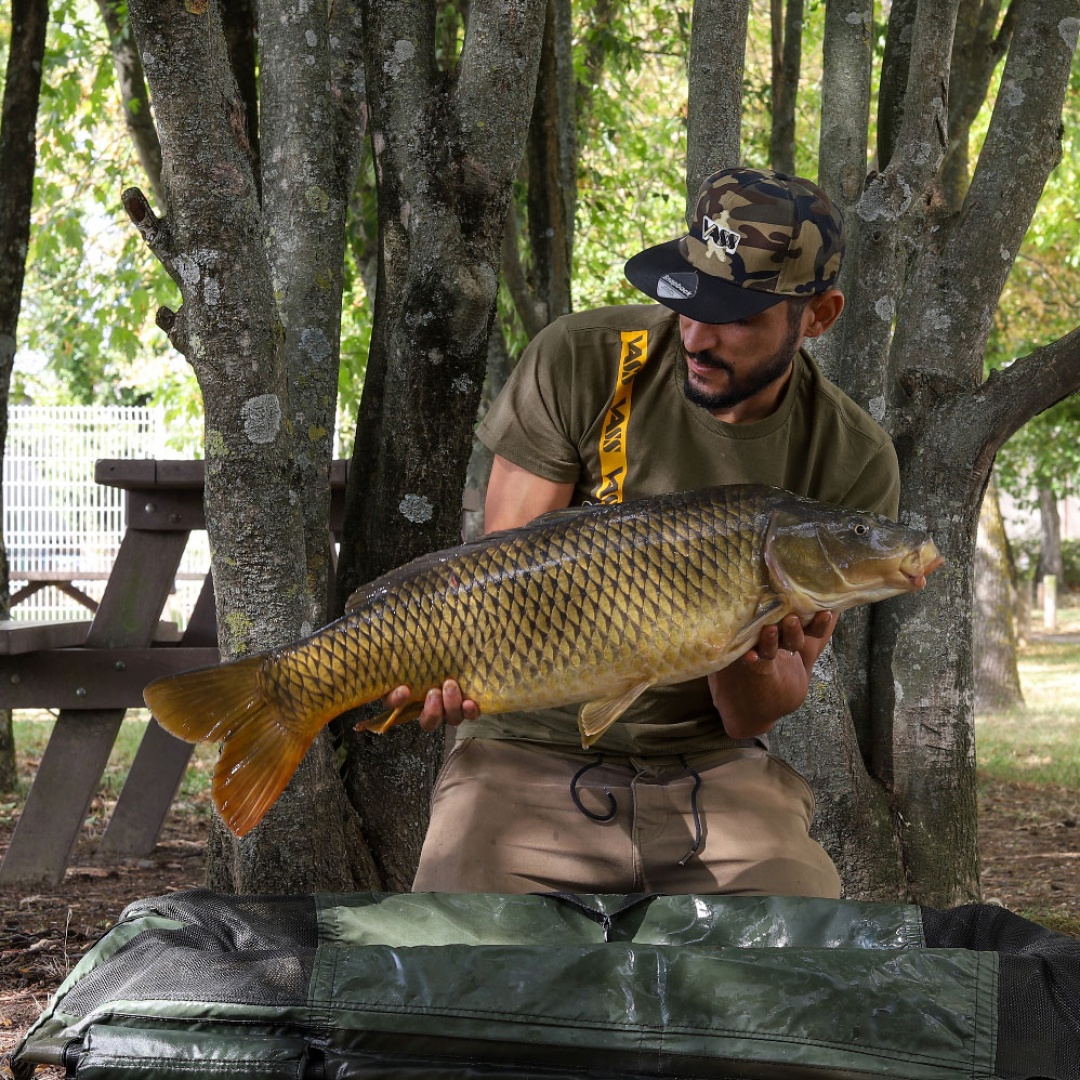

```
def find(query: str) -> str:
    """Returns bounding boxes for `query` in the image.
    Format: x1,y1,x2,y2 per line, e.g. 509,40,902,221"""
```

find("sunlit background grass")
975,606,1080,789
0,710,216,837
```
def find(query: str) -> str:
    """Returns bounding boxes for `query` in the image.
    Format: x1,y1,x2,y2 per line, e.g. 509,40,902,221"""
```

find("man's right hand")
384,680,480,732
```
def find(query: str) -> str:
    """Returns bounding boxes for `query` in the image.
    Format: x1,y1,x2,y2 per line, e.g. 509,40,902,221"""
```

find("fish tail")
144,658,318,838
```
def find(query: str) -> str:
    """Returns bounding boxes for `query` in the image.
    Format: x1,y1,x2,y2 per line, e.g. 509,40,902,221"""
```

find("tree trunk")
755,0,1079,905
335,0,548,890
769,0,803,174
871,0,1078,906
974,476,1024,713
685,0,749,211
1037,485,1064,584
0,0,49,792
125,0,363,894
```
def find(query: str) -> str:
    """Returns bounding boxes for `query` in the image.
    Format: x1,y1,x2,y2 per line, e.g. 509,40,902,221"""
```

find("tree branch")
891,0,1079,387
455,0,547,188
815,0,960,405
220,0,260,190
967,325,1080,473
501,200,548,340
96,0,166,210
818,0,872,212
875,0,917,172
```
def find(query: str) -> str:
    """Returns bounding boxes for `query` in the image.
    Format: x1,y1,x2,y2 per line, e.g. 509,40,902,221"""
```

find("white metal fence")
3,405,208,625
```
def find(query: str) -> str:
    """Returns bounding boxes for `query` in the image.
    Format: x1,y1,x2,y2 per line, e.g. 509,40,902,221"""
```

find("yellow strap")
594,329,648,504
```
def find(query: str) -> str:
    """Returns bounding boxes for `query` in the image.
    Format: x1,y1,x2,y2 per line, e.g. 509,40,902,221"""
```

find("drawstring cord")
569,753,705,865
569,755,617,822
677,755,703,865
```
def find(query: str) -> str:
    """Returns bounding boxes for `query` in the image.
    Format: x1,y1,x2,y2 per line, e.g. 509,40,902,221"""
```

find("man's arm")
395,457,835,735
388,455,574,731
483,455,576,533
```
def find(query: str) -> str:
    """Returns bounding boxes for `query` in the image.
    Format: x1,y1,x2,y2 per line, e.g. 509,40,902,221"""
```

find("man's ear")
802,289,845,338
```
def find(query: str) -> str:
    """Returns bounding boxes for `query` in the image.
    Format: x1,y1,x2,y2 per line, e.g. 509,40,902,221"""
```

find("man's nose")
681,318,723,354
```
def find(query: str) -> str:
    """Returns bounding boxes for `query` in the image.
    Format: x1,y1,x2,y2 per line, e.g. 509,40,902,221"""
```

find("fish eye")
853,523,869,536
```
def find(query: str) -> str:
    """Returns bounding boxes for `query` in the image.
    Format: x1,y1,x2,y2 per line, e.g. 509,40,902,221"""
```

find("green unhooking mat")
11,889,1079,1079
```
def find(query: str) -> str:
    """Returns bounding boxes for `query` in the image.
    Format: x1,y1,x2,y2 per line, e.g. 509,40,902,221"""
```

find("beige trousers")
412,738,841,898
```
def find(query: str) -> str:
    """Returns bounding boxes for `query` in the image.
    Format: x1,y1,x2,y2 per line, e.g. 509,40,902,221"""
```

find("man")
393,167,899,898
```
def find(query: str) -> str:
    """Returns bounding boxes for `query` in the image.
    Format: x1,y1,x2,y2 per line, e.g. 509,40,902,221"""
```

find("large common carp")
144,484,943,837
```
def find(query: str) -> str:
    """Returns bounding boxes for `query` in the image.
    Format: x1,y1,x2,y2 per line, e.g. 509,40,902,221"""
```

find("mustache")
686,351,734,374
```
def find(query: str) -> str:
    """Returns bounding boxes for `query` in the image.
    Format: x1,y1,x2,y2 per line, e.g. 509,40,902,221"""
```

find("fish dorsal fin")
344,505,604,612
578,680,655,749
527,504,598,528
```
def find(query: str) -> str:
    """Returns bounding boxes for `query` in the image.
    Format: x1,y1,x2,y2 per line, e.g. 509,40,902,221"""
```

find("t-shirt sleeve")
475,319,583,485
841,440,901,519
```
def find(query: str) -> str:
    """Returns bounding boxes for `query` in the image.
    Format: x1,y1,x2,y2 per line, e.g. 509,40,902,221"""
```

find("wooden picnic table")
0,458,349,886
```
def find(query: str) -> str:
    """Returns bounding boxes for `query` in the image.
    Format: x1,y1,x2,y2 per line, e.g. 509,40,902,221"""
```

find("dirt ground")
3,774,1080,1074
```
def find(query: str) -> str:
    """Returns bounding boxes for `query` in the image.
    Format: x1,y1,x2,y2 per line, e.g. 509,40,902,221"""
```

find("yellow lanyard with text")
593,329,649,504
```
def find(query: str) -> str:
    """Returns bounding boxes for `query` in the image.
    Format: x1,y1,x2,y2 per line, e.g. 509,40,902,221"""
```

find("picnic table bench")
0,458,348,886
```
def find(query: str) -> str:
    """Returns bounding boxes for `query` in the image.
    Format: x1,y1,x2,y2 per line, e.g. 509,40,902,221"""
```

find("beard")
682,306,805,413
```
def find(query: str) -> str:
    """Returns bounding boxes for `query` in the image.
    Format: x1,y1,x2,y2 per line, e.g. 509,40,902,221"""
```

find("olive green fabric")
15,890,1000,1080
470,304,899,754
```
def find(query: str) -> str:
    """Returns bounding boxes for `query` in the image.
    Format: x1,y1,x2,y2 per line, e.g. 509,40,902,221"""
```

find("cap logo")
701,210,741,263
657,272,698,300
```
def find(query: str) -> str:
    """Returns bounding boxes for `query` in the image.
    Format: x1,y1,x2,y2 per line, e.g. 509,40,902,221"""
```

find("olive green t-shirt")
470,304,900,755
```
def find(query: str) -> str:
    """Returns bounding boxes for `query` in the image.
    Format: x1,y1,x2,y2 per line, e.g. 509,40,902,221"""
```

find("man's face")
678,299,809,417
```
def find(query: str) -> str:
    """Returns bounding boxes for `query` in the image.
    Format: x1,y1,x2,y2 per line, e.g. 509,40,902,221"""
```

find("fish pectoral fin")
356,701,426,735
578,680,654,749
727,597,788,654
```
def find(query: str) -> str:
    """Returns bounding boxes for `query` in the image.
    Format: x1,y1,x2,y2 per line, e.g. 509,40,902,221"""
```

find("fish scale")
143,483,942,837
268,491,759,723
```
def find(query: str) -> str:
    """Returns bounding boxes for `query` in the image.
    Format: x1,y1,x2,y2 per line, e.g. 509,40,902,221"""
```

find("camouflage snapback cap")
624,166,845,324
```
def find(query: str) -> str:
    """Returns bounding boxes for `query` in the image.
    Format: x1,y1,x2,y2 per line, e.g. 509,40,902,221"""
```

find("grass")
975,606,1080,789
1,709,217,834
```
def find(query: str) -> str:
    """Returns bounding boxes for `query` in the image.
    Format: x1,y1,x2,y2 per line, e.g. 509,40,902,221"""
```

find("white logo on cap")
702,211,741,262
657,273,698,300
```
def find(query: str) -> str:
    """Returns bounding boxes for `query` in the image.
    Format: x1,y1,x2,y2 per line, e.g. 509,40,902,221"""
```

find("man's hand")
708,611,836,739
383,680,480,732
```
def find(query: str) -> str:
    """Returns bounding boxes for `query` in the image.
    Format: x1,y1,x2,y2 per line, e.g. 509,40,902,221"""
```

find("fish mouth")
899,540,945,591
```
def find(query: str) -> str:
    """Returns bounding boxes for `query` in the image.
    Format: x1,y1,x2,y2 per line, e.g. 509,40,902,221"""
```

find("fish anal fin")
578,680,654,749
356,701,425,735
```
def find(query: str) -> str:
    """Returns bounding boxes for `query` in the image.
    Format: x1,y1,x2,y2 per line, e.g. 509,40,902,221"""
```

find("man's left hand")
707,611,836,739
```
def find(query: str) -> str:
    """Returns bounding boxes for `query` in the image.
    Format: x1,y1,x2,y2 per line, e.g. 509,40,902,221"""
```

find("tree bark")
335,0,547,890
974,477,1024,713
0,0,49,791
125,0,363,893
769,0,803,174
96,0,166,209
685,0,750,213
1037,486,1064,583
